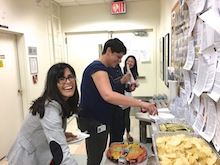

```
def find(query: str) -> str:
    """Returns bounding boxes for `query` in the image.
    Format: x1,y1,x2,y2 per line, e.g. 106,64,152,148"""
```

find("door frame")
64,28,157,97
0,29,28,120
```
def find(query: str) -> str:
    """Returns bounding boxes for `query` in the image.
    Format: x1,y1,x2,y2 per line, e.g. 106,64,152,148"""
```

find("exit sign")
111,1,126,15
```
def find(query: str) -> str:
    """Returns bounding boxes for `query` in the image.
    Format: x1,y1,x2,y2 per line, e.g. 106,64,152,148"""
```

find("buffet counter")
135,108,174,143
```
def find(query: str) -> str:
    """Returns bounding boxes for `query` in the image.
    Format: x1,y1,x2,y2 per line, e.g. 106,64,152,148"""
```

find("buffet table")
135,112,153,143
135,108,174,143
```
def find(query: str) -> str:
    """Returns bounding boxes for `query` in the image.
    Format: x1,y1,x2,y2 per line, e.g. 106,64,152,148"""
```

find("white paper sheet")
203,45,218,91
193,47,217,96
183,70,192,103
208,53,220,102
193,56,209,96
136,108,172,121
179,87,188,106
195,0,207,14
199,95,217,142
188,0,197,34
216,0,220,9
201,22,216,51
193,19,203,55
212,101,220,152
188,0,206,34
183,38,195,70
68,132,90,144
199,8,220,35
206,0,215,9
192,58,199,74
188,71,197,105
192,96,205,134
187,105,197,125
135,112,152,122
158,108,170,113
190,94,200,113
168,80,178,102
149,112,175,121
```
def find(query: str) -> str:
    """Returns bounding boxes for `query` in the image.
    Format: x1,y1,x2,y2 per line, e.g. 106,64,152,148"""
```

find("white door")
66,33,109,89
66,31,156,96
0,32,23,159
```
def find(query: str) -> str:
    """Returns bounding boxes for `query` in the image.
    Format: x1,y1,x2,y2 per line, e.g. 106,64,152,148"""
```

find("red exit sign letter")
111,1,126,15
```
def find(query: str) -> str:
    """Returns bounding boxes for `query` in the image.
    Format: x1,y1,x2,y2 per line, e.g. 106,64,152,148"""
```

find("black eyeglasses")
58,74,75,84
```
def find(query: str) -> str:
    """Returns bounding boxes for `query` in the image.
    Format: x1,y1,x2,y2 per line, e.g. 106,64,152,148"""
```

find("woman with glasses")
78,38,157,165
7,63,79,165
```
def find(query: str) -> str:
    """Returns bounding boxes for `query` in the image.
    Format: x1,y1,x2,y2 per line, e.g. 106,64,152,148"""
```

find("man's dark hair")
102,38,127,55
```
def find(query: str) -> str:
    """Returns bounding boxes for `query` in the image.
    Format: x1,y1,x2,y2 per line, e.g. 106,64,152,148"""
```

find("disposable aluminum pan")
152,132,220,165
153,118,193,133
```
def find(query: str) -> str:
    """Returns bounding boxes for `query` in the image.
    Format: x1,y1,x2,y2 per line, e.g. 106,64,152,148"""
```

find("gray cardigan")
7,100,78,165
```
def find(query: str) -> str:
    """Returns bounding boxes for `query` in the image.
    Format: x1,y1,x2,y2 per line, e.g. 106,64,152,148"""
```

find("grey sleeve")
40,101,78,165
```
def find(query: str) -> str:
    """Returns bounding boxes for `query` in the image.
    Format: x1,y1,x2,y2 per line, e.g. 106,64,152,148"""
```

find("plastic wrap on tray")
152,132,220,165
154,118,194,133
106,142,147,164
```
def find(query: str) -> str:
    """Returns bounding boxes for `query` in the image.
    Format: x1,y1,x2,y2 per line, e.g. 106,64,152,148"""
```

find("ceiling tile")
54,0,147,6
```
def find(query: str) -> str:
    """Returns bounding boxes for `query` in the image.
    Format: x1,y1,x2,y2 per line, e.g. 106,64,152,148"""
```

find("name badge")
97,124,106,133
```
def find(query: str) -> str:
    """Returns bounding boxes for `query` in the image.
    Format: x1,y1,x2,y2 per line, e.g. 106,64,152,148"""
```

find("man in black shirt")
108,64,130,145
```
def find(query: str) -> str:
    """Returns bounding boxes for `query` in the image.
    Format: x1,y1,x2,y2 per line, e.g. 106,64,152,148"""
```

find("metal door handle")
18,89,23,95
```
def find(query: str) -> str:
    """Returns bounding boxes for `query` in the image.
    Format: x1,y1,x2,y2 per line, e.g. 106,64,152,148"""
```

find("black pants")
77,117,109,165
109,106,124,145
124,107,131,133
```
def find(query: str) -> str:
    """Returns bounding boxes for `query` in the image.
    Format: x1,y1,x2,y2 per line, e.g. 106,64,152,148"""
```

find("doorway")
112,30,156,96
0,32,23,159
65,32,109,89
65,29,157,96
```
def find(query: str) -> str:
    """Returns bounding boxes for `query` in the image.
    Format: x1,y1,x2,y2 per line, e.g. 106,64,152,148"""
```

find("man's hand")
140,102,158,115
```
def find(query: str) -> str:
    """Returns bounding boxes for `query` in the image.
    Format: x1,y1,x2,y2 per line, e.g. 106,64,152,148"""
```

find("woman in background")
123,55,139,142
7,63,79,165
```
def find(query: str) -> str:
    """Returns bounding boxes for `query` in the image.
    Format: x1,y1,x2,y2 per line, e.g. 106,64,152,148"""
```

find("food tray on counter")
106,142,147,164
153,118,194,133
152,132,220,165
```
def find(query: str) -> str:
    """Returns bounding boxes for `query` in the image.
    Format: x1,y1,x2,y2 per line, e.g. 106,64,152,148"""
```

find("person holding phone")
123,55,139,142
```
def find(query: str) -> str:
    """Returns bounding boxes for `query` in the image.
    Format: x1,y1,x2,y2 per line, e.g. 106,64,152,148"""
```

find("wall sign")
0,60,3,68
28,46,37,55
111,1,126,15
29,57,38,74
0,55,5,68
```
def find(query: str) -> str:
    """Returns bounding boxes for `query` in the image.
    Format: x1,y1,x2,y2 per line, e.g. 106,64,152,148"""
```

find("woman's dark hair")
123,55,139,79
102,38,127,55
29,63,79,118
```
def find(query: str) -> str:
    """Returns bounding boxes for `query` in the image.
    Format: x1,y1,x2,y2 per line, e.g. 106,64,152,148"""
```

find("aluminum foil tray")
153,118,194,133
152,132,220,165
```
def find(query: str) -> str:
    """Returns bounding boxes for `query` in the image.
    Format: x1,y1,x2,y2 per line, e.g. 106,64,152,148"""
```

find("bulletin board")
170,0,220,152
171,0,190,89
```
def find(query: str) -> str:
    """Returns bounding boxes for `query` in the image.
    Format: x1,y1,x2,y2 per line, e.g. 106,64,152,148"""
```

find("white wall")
61,1,160,32
0,0,178,109
0,1,178,155
156,0,178,98
60,0,161,97
0,0,57,115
